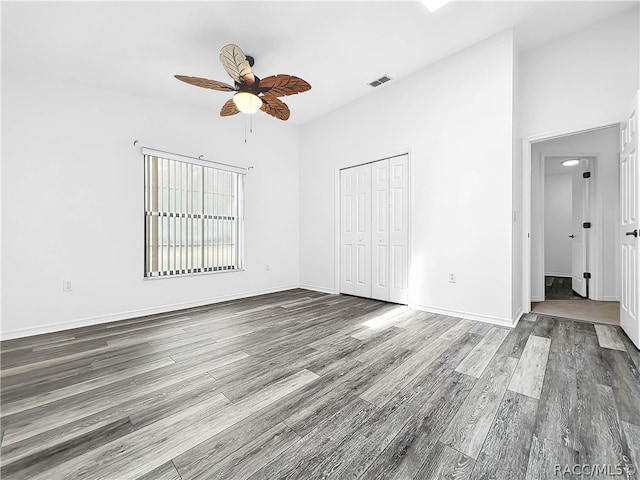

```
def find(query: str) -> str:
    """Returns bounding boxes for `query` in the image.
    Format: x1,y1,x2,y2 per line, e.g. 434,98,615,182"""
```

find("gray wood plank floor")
1,289,639,479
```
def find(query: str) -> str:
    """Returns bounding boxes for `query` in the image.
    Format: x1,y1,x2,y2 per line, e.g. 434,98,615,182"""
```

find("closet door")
389,155,409,304
371,159,390,301
340,164,371,297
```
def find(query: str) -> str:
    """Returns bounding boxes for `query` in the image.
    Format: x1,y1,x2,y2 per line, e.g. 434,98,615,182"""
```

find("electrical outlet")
265,264,270,271
448,273,456,283
63,280,73,292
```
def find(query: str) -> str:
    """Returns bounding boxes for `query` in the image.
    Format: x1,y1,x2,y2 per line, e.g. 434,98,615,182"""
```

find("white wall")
522,8,636,306
544,173,572,276
520,7,639,139
299,31,516,325
1,75,300,339
512,40,523,319
531,126,619,301
5,8,636,339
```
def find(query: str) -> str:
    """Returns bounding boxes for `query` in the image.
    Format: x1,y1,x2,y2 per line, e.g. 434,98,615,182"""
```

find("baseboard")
409,303,516,328
0,284,299,341
2,285,520,340
603,296,620,302
299,283,337,295
531,296,544,302
544,272,571,277
512,307,524,327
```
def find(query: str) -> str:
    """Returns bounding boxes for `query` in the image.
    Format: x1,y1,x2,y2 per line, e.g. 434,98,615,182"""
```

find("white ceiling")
2,1,637,125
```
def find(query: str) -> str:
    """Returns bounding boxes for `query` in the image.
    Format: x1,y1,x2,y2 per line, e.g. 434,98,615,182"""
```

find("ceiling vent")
368,75,392,87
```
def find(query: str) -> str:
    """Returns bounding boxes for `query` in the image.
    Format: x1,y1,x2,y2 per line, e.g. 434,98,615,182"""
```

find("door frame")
334,148,413,302
522,120,620,313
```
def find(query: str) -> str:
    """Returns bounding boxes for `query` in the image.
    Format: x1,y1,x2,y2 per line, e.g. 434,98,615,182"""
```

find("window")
143,149,244,277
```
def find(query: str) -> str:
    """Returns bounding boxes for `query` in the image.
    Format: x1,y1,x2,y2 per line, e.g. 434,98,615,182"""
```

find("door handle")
569,235,575,238
626,229,638,237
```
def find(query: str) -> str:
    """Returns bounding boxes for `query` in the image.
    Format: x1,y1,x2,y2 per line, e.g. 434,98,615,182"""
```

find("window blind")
143,150,245,277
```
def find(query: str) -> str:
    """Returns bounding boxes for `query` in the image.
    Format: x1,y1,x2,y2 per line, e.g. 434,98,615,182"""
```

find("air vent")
368,75,392,87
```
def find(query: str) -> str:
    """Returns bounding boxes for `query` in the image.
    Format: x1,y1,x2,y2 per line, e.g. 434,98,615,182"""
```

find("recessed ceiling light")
562,159,580,167
420,0,453,13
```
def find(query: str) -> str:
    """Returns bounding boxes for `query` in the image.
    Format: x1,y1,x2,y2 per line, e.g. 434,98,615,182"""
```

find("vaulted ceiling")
2,1,636,124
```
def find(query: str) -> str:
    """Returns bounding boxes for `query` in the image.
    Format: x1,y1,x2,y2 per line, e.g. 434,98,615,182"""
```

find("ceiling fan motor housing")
237,76,261,95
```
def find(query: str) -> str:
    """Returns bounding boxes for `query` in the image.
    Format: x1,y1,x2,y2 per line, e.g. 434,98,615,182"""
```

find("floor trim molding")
410,303,516,328
299,283,336,295
512,307,524,327
0,284,299,341
2,286,522,341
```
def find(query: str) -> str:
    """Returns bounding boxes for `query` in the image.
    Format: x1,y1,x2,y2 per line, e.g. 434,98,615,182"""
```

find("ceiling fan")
175,44,311,121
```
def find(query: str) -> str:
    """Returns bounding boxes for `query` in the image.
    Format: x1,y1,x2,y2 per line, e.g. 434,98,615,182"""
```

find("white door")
340,155,409,303
389,155,409,304
371,160,390,301
340,164,371,297
570,159,590,298
620,91,639,348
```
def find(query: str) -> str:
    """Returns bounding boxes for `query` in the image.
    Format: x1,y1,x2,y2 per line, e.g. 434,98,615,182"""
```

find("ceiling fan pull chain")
244,117,247,143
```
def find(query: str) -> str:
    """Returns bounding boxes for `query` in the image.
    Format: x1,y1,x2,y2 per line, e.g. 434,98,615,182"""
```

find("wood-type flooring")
545,276,585,300
1,289,639,479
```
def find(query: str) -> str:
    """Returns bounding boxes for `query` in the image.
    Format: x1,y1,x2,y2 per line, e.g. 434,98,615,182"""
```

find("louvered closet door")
340,164,372,297
371,160,390,301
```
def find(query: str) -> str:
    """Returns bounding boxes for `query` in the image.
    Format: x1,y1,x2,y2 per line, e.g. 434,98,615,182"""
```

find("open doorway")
526,125,621,325
542,156,593,300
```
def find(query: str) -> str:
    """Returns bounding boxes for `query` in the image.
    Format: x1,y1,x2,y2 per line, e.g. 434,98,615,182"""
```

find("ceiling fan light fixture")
233,92,262,114
562,159,581,167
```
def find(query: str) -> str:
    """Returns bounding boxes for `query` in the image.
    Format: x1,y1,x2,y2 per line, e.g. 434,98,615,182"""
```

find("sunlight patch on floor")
361,306,408,329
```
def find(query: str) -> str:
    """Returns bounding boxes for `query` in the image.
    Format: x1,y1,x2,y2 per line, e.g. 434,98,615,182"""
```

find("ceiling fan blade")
260,95,290,121
174,75,236,92
259,75,311,97
220,98,240,117
219,44,255,86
